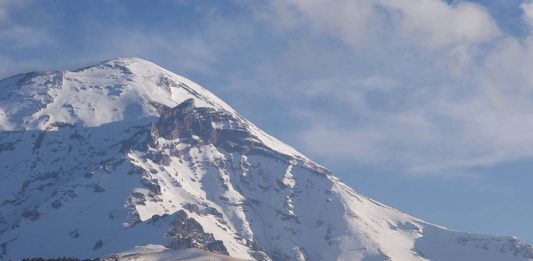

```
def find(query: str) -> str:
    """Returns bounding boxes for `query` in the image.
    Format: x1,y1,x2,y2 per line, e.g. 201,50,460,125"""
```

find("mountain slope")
0,58,531,261
106,245,250,261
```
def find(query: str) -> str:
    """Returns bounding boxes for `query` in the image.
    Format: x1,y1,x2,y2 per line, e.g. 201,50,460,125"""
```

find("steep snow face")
0,58,532,261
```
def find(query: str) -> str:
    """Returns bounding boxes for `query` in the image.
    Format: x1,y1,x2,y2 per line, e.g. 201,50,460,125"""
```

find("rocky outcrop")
152,99,217,143
167,210,229,255
151,99,294,163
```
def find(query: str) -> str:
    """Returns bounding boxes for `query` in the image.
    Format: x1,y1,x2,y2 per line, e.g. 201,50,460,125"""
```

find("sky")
1,0,533,243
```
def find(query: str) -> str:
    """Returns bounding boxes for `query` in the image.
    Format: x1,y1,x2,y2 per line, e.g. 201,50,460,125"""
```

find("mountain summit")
0,58,531,261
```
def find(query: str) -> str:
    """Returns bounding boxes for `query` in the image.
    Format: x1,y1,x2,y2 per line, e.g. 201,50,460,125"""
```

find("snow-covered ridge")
0,57,308,161
0,57,235,130
0,58,531,261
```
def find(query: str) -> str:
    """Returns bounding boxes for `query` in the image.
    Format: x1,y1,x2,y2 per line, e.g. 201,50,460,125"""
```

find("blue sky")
1,0,533,243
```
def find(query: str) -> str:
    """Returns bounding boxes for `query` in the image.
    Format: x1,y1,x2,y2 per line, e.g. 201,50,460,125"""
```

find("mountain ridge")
0,58,531,261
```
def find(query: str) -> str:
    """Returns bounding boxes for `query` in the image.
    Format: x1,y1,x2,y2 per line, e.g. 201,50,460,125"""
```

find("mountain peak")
104,57,150,63
99,57,159,68
0,58,229,130
0,58,309,160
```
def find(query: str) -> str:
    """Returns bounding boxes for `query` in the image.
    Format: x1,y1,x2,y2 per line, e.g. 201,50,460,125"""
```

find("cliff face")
0,58,531,261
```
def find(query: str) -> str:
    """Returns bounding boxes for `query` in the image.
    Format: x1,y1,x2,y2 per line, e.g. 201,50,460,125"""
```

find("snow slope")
0,58,531,261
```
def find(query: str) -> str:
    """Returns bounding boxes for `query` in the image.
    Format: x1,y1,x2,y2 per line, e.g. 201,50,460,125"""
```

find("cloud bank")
238,0,533,175
2,0,533,176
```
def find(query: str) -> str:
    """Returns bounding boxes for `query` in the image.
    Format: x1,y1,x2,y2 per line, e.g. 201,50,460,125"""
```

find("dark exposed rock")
206,207,224,219
148,213,169,223
275,210,300,224
160,154,172,166
152,98,216,143
129,192,146,206
140,178,161,195
50,122,75,129
93,240,103,250
158,75,179,89
125,211,141,227
51,200,62,209
99,158,123,173
119,129,151,153
127,167,144,176
22,210,40,221
150,99,295,165
69,228,80,238
183,203,224,219
168,210,229,255
33,132,47,152
149,101,172,115
91,183,106,193
146,151,172,166
69,132,85,142
205,240,228,255
183,203,201,214
0,142,16,153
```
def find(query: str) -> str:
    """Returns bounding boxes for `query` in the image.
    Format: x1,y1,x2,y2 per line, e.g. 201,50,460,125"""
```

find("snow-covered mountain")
0,58,531,261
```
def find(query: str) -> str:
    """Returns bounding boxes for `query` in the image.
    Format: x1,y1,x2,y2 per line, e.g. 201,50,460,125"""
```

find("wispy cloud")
0,0,14,21
0,9,7,21
263,0,501,49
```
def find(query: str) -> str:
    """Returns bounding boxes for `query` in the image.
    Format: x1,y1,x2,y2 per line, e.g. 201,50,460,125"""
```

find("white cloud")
0,0,22,22
88,30,218,74
521,0,533,28
381,0,501,47
268,0,500,49
0,24,54,48
0,1,251,79
238,0,533,175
